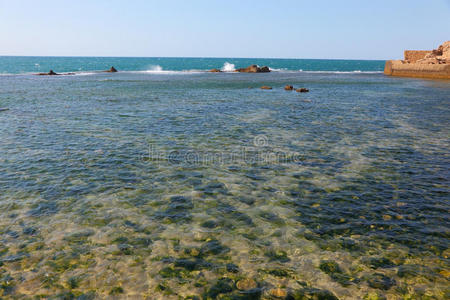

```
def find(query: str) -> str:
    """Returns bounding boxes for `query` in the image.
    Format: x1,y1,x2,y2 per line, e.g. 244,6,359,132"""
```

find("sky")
0,0,449,59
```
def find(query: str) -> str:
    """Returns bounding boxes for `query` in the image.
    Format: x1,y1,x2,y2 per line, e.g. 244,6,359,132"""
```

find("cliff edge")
384,41,450,79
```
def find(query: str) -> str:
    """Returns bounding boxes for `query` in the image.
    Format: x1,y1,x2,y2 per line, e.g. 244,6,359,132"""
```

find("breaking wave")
221,62,236,72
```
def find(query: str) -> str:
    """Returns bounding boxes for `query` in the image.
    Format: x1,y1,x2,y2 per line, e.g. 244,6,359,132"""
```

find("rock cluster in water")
237,64,270,73
36,67,118,76
284,85,309,92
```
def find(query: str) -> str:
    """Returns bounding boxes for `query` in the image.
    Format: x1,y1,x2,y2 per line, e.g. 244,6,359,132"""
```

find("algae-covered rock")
117,243,133,255
109,286,124,295
207,277,234,298
227,263,240,273
363,291,387,300
200,240,230,256
0,274,15,295
267,268,290,277
159,266,184,279
174,258,211,271
319,260,355,286
397,264,433,279
201,220,219,228
319,260,342,274
287,287,339,300
366,273,395,290
265,249,290,262
363,257,395,269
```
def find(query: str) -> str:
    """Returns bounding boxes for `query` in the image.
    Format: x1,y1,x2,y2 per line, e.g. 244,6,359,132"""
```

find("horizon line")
0,54,389,61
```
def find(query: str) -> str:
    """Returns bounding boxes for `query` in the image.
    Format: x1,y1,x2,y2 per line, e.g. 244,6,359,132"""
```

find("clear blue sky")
1,0,449,59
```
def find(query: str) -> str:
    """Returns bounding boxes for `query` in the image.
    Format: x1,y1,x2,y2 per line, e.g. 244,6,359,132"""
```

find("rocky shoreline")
384,41,450,79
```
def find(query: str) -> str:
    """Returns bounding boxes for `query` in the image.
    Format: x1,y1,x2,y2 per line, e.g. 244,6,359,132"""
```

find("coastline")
384,41,450,80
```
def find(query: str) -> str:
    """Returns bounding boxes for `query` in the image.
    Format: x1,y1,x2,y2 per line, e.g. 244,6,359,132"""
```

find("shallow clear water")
0,66,449,299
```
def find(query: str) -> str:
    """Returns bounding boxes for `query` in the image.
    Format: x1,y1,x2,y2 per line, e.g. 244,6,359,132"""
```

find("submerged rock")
261,86,272,90
366,273,395,290
201,220,219,228
0,108,9,112
226,263,240,273
237,64,271,73
265,249,290,262
236,278,257,291
199,239,230,256
363,257,395,269
207,277,234,298
269,288,287,298
174,258,211,271
288,287,339,300
319,260,342,274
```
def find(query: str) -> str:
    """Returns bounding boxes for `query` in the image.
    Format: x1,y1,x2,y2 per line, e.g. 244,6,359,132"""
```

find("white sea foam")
144,65,165,73
137,65,204,74
269,67,288,72
221,62,236,72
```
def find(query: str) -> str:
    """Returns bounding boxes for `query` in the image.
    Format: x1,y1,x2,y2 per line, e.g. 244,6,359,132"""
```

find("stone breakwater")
384,41,450,79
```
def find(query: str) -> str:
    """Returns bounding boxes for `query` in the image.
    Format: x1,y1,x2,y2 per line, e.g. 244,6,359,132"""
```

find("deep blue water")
0,57,449,299
0,56,385,74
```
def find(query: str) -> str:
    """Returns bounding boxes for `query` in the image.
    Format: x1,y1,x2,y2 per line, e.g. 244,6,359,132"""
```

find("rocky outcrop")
209,68,222,73
296,88,309,93
105,66,118,73
284,85,294,91
37,70,59,76
385,41,450,79
236,65,271,73
260,86,272,90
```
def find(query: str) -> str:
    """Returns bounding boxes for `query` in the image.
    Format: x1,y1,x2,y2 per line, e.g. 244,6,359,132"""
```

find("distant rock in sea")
209,68,222,73
36,70,76,76
261,86,272,90
296,88,309,93
384,41,450,79
105,66,118,73
37,70,59,76
237,65,271,73
284,85,294,91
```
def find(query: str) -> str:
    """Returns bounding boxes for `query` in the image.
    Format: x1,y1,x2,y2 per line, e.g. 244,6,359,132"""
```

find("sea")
0,56,449,299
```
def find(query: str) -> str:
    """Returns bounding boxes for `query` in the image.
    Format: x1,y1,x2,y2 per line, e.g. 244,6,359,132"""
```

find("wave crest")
221,62,236,72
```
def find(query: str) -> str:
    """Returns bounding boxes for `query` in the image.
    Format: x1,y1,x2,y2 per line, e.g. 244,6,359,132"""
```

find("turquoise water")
0,56,385,74
0,57,449,299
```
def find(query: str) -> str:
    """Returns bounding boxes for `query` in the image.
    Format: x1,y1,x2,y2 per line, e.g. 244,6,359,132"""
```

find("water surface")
0,61,449,299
